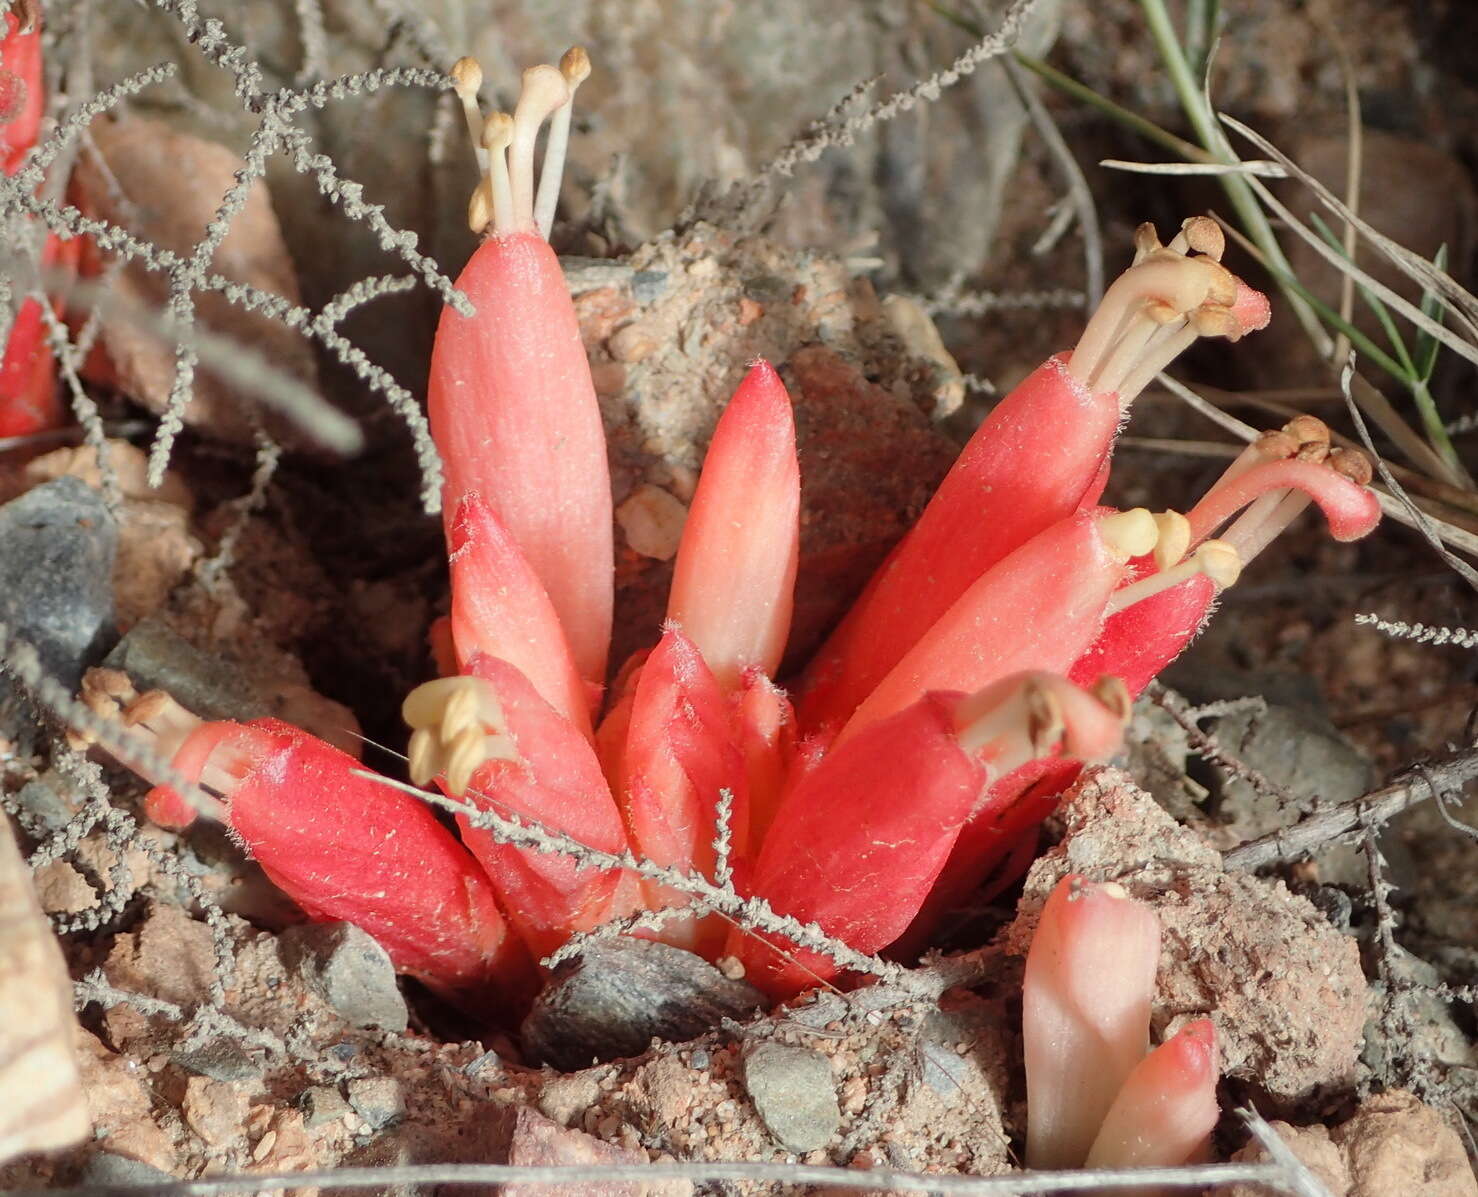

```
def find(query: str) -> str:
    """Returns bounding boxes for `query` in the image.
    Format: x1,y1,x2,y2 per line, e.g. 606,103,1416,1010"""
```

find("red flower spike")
428,56,612,691
406,655,639,960
798,219,1270,736
124,695,533,1007
1024,874,1161,1170
1,2,42,174
667,360,800,692
1,1,68,439
734,692,985,999
1085,1019,1220,1173
733,668,795,852
735,674,1130,999
616,627,749,952
796,355,1118,732
448,493,592,736
833,508,1157,746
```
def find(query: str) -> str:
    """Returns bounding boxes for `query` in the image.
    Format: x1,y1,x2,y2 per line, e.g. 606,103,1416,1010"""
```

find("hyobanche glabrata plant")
99,48,1380,1014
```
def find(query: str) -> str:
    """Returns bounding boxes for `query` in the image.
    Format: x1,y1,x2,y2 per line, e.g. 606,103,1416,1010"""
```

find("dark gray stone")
103,617,269,724
279,921,408,1032
520,936,765,1070
630,269,670,305
173,1036,261,1081
346,1076,404,1130
0,476,117,688
79,1150,175,1187
741,1040,841,1153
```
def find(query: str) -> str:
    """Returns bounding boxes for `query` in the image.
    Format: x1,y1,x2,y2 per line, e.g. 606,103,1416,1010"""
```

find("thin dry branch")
1223,746,1478,871
30,1157,1298,1196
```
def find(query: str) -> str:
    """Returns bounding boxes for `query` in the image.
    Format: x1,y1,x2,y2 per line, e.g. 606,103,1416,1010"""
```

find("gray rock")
278,921,408,1032
297,1085,350,1128
12,774,75,833
79,1151,175,1187
520,936,765,1070
917,1037,972,1101
173,1037,261,1082
103,618,270,724
0,477,117,689
1207,703,1375,885
346,1076,405,1130
741,1041,841,1153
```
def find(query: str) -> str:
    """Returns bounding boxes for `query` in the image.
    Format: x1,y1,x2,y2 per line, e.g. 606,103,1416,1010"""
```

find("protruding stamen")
471,112,514,235
1097,508,1160,561
450,57,488,175
1105,540,1241,616
1069,222,1267,408
1185,432,1381,549
507,64,570,235
1151,510,1191,571
1221,490,1310,563
533,46,591,240
403,676,518,793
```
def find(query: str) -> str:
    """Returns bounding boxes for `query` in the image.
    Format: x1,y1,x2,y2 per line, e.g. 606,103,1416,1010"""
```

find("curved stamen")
1185,453,1380,548
533,47,591,240
952,672,1131,774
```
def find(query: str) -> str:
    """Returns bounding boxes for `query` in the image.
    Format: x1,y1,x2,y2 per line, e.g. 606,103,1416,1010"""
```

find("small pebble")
630,269,669,304
521,937,764,1070
346,1076,404,1131
742,1041,841,1153
297,1085,349,1129
279,922,408,1032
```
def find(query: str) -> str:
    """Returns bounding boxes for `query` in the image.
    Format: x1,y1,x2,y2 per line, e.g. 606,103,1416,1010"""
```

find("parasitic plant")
92,48,1381,1022
1025,875,1220,1182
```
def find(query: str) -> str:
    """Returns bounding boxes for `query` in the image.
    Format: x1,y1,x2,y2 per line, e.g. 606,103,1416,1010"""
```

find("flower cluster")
99,49,1380,1014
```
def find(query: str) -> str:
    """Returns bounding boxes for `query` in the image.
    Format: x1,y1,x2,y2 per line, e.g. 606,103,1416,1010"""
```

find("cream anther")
403,676,518,794
1098,508,1160,561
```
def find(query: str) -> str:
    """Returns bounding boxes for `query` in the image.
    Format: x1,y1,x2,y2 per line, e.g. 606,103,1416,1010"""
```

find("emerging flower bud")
1024,874,1160,1169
